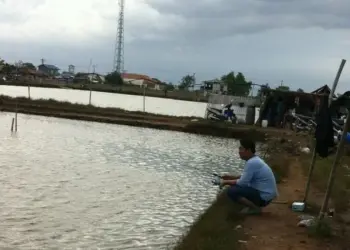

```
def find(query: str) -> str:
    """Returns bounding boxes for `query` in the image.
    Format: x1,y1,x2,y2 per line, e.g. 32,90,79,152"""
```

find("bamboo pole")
302,59,346,204
89,89,92,105
329,59,346,106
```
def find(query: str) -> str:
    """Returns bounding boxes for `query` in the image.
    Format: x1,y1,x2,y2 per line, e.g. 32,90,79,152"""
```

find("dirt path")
241,160,339,250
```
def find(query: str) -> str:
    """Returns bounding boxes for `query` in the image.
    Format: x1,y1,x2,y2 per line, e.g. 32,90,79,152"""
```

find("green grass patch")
300,151,350,213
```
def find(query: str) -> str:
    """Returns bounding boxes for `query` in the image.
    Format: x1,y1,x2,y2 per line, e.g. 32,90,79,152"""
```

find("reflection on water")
0,113,242,249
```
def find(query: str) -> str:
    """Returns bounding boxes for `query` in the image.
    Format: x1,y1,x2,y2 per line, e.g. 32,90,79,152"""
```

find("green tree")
221,71,252,96
105,71,123,85
0,58,4,73
0,63,16,75
179,74,195,90
165,82,175,91
163,82,175,97
22,62,36,70
296,88,304,92
276,85,290,91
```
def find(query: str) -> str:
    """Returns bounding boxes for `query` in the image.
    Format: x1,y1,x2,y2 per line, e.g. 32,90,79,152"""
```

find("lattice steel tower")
113,0,125,73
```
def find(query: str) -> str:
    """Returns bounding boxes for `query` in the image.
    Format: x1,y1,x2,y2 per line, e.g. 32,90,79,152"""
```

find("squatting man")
219,139,278,215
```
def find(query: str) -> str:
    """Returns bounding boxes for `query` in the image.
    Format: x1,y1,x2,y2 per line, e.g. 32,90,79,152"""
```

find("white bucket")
262,120,268,128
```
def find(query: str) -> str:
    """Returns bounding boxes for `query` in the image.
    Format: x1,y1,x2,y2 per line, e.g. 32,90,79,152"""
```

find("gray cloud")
144,0,350,42
1,0,350,94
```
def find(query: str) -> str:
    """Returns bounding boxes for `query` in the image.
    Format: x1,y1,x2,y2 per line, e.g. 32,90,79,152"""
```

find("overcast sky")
1,0,350,93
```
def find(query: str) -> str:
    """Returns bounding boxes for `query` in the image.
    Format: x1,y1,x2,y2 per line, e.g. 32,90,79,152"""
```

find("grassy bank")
299,149,350,213
0,95,274,141
173,138,295,250
0,81,208,102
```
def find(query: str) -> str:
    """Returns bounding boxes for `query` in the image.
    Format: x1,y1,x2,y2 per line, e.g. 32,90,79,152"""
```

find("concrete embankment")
0,95,273,141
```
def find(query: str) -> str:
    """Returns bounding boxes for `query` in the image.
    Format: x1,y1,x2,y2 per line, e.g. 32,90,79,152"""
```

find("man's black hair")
240,138,256,153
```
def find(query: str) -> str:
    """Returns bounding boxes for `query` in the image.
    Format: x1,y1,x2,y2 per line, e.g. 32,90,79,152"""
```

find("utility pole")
192,73,196,91
88,58,92,73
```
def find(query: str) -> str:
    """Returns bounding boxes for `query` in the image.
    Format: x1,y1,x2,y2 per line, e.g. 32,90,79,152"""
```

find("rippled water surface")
0,113,242,249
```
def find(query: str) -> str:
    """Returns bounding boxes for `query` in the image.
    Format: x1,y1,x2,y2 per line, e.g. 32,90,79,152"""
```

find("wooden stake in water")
302,59,346,204
89,90,92,105
319,111,350,220
15,107,18,132
28,86,31,99
11,118,14,132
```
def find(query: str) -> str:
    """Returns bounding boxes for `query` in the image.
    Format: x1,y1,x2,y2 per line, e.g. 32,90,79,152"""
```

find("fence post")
143,85,146,112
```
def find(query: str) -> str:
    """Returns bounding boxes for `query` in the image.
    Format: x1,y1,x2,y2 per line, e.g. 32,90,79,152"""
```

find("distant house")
61,71,75,79
202,80,228,95
7,67,49,82
38,64,60,77
73,72,105,84
56,71,75,83
121,73,160,90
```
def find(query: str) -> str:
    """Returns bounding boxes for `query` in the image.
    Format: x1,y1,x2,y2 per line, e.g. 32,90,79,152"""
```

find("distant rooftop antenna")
113,0,125,73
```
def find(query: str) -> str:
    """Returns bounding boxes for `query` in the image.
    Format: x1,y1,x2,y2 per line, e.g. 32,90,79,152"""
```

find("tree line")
178,71,302,96
1,57,303,94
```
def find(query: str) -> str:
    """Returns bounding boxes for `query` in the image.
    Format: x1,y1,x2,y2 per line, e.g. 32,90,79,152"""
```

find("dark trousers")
227,185,271,207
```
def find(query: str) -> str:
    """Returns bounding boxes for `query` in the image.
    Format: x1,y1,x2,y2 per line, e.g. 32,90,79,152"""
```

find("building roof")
311,84,330,94
121,73,156,82
311,84,337,98
39,64,60,70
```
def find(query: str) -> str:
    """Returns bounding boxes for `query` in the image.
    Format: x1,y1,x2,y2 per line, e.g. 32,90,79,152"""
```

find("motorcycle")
206,103,237,123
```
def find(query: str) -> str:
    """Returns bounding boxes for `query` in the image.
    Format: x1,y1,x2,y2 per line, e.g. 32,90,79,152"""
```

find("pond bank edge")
0,96,267,141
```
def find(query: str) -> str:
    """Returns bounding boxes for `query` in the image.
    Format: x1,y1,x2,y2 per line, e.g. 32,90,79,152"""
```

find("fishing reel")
211,173,222,188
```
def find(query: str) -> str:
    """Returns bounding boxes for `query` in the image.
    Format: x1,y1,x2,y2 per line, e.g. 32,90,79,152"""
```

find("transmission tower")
113,0,125,73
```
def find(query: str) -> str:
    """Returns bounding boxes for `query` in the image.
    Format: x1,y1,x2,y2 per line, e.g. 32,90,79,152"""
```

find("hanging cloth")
314,95,334,157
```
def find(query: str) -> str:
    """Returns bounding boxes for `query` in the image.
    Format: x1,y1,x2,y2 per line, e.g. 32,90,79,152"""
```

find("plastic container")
261,120,268,128
292,202,305,212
